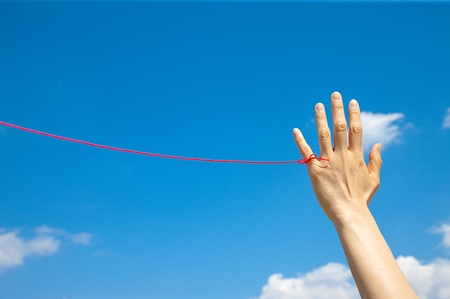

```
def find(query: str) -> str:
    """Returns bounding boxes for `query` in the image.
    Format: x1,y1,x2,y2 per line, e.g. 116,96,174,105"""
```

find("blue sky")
0,2,449,299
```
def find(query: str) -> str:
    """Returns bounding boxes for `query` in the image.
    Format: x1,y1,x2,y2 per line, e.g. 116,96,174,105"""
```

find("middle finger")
331,92,348,150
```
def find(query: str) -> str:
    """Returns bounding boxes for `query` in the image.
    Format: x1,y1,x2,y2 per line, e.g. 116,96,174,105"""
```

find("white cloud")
70,232,93,246
256,263,359,299
442,108,450,129
360,111,405,151
0,226,92,273
0,229,59,273
433,223,450,249
255,257,450,299
34,225,93,246
398,256,450,299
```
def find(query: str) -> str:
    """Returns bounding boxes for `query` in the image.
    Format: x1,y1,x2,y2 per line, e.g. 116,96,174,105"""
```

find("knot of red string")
298,154,329,164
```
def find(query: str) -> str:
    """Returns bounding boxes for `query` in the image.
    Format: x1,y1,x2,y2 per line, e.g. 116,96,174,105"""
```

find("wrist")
331,205,374,231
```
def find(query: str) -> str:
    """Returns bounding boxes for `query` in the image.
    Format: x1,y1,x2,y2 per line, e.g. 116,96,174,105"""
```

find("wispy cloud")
442,108,450,129
360,111,405,152
70,232,93,246
0,226,92,273
433,222,450,249
34,226,93,246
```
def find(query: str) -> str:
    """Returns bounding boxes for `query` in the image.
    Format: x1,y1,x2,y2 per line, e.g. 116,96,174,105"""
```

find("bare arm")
293,92,418,299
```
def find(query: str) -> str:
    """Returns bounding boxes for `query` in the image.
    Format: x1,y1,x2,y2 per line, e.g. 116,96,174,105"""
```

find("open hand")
293,92,383,224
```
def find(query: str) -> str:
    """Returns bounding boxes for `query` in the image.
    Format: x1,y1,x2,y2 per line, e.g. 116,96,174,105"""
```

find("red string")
299,154,324,164
0,120,329,165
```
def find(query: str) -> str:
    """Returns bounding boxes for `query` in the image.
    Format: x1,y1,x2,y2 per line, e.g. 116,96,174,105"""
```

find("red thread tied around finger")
0,120,326,165
298,154,329,164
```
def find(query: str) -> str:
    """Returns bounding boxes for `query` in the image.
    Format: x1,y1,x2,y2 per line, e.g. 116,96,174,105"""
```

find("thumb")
368,143,382,184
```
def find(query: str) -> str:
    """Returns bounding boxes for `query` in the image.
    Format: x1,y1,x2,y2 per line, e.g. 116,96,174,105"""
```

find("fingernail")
293,128,303,138
377,143,382,152
315,103,324,112
350,99,358,109
332,92,341,101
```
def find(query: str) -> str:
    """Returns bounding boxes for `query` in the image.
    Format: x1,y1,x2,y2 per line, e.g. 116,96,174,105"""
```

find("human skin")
293,92,418,299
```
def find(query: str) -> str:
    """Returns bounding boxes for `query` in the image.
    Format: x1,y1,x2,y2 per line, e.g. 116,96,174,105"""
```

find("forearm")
334,208,418,299
294,93,417,298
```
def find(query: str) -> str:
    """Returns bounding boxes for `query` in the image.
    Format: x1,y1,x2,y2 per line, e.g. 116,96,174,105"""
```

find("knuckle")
374,155,382,166
335,121,347,131
319,129,330,138
334,102,344,110
370,174,381,188
294,134,305,143
351,124,363,134
374,178,381,189
316,112,327,119
350,109,360,116
299,146,310,155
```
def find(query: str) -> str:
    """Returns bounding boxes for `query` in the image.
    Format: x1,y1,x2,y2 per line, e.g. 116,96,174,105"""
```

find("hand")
293,92,383,224
293,92,418,299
